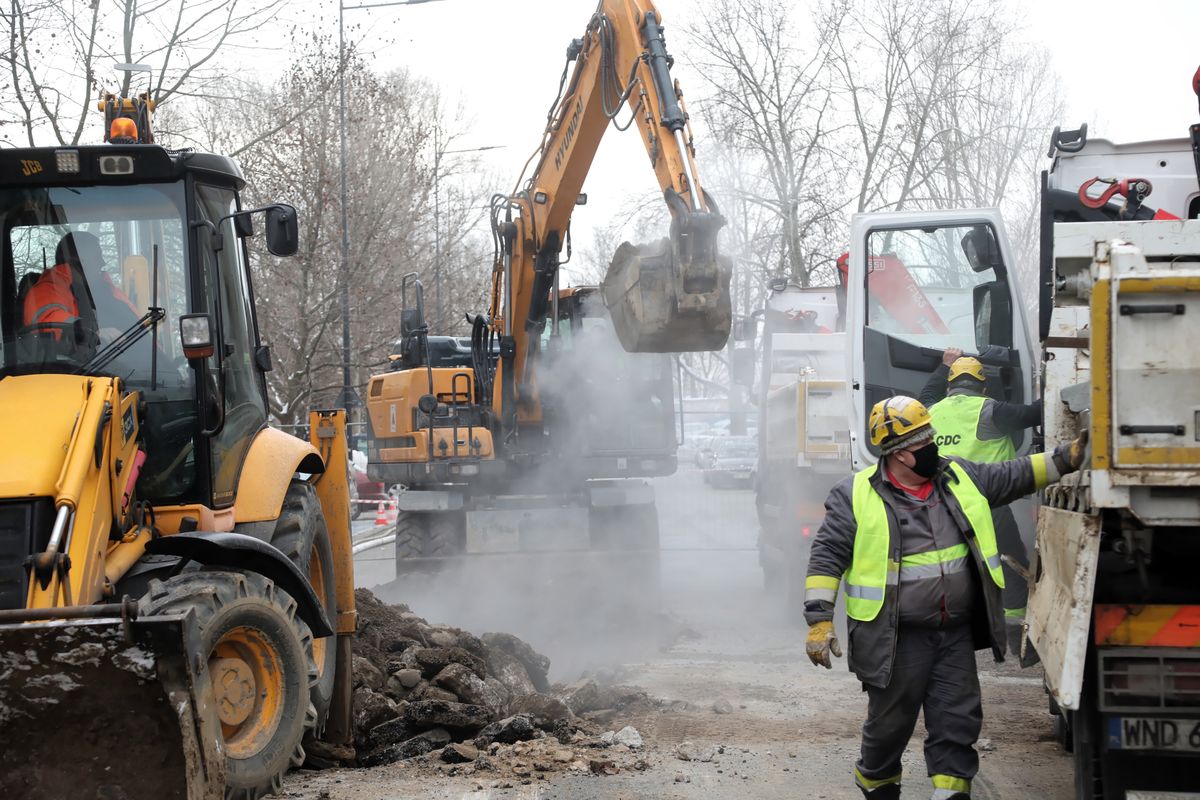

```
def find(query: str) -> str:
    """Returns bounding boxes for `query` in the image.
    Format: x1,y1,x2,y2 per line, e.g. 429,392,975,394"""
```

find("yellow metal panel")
1116,277,1200,293
233,428,323,523
153,504,235,534
0,374,93,499
380,428,495,463
308,411,357,635
22,377,122,609
1116,447,1200,466
1090,279,1111,470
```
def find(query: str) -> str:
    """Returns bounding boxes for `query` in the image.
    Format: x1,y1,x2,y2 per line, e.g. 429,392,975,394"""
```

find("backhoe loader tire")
140,569,315,800
270,480,337,728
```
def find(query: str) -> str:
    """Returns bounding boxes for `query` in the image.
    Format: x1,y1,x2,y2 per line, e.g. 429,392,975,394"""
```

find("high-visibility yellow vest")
844,461,1005,621
929,394,1016,463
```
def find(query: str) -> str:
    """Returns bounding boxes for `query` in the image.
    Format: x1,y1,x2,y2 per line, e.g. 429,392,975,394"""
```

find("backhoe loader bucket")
603,234,732,353
0,610,225,800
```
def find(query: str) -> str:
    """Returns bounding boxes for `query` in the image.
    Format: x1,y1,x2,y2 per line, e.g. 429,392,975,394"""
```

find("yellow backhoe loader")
0,94,356,799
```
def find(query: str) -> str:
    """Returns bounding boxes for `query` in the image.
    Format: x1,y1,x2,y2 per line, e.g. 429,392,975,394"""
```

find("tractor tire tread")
139,569,313,800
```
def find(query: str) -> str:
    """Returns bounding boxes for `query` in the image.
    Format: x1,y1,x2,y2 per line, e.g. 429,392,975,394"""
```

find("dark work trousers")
992,504,1028,616
856,624,982,790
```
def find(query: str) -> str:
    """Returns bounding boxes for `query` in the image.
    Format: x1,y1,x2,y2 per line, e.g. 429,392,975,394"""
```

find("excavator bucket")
603,232,733,354
0,611,225,800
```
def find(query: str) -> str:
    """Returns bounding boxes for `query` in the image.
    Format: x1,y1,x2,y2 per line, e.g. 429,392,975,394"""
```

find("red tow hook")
1077,176,1153,209
1077,176,1179,220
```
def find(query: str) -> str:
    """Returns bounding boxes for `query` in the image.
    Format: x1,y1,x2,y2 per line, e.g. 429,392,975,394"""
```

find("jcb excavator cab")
0,96,356,800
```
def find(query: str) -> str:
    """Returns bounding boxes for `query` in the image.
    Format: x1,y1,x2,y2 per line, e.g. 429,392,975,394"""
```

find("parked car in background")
703,435,757,488
349,451,389,520
693,435,718,469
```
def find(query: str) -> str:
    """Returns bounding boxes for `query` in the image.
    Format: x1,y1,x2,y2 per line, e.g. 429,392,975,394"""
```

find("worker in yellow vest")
804,396,1084,800
925,354,1042,655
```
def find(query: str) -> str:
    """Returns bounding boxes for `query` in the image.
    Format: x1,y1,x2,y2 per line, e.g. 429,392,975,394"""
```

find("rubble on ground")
320,588,660,775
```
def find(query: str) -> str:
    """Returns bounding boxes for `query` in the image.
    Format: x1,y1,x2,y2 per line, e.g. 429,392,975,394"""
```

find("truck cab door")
846,209,1036,468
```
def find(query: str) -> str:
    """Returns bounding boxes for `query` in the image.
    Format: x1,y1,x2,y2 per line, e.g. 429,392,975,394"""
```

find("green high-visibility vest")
844,461,1005,622
929,394,1016,463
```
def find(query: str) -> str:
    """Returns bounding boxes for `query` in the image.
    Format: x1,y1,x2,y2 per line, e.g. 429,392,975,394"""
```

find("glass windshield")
865,224,997,349
717,437,756,458
1,183,191,391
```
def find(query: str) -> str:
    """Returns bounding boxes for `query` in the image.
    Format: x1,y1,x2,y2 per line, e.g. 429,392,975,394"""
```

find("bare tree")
685,0,845,287
180,42,492,423
0,0,286,146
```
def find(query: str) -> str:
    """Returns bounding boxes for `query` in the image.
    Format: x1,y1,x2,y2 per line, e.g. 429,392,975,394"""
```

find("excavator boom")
495,0,730,412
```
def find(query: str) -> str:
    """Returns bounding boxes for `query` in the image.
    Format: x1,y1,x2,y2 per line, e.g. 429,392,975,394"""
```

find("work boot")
859,786,900,800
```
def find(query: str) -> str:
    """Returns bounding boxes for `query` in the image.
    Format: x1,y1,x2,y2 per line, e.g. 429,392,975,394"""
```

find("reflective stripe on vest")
844,461,1004,621
945,461,1005,589
929,394,1016,463
845,464,895,622
30,302,74,324
899,542,970,583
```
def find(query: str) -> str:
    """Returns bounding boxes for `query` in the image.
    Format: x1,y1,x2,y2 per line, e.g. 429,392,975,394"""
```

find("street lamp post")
337,0,446,413
431,136,505,327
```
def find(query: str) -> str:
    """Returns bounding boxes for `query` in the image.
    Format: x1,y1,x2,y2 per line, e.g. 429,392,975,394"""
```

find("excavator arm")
490,0,731,423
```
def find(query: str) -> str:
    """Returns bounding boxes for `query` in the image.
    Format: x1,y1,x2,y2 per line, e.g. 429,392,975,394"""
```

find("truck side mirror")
961,225,1001,274
973,281,1013,351
265,204,299,257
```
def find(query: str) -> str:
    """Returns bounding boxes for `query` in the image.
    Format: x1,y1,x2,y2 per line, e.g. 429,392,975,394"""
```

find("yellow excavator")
0,95,357,799
365,0,730,575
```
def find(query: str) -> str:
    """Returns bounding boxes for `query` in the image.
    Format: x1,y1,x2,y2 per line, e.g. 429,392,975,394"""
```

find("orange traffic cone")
387,496,399,525
374,500,388,527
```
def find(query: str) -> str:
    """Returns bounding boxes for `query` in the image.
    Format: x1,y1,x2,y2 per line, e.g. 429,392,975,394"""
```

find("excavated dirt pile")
307,588,659,777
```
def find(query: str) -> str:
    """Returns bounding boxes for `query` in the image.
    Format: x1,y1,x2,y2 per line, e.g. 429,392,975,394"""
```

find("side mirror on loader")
222,203,300,257
264,204,299,257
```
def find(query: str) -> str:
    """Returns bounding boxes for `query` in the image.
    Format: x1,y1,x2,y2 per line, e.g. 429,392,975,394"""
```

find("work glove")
805,620,843,669
1051,429,1089,474
1066,429,1089,471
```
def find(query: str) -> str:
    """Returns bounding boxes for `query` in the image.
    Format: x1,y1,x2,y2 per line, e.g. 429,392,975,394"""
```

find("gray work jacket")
804,452,1061,688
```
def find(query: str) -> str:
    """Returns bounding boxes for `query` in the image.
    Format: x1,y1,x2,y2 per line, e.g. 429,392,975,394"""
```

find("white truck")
757,207,1042,618
1028,116,1200,799
754,283,849,618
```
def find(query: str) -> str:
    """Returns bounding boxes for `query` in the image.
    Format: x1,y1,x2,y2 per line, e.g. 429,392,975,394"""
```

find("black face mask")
909,442,940,478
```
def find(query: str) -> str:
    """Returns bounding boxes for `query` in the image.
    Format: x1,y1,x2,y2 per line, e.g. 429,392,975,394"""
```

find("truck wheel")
1071,692,1103,800
140,569,313,800
270,481,338,728
424,511,466,557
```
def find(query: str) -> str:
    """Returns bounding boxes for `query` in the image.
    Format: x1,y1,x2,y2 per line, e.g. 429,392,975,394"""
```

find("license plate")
1108,716,1200,752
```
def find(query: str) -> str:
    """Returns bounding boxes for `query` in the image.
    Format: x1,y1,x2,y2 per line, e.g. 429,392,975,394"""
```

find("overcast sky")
266,0,1199,280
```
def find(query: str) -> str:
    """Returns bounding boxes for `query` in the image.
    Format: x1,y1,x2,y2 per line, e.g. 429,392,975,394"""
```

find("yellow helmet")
947,356,985,384
869,396,933,453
